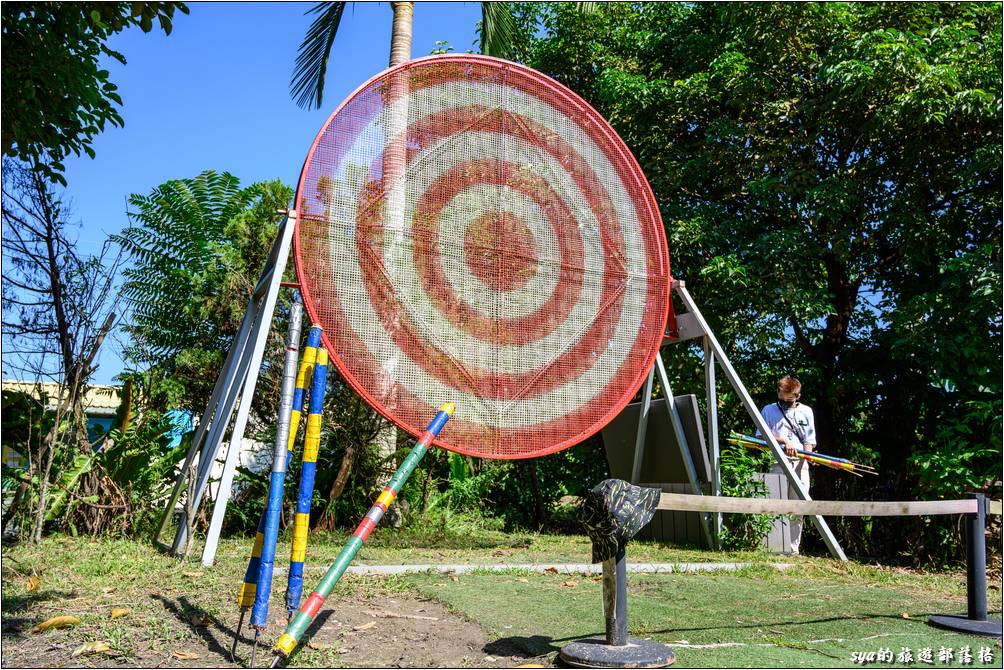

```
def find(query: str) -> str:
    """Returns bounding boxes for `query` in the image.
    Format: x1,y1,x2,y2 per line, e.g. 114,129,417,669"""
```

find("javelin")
269,402,455,667
231,324,321,662
728,438,871,476
728,432,877,476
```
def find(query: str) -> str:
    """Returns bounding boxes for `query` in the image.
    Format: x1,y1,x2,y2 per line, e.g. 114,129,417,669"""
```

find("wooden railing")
654,492,1002,517
651,490,1001,636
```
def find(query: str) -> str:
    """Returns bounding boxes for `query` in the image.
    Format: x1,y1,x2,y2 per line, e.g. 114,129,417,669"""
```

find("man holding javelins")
760,375,816,554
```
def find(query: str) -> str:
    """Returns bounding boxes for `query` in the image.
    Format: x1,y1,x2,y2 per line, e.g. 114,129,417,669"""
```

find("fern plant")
113,170,293,417
114,170,259,361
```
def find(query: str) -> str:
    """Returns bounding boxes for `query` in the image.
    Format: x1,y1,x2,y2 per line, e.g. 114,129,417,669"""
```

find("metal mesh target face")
295,55,670,459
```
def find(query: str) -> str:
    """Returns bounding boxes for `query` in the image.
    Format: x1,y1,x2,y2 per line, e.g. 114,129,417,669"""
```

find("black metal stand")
559,548,676,668
928,493,1002,638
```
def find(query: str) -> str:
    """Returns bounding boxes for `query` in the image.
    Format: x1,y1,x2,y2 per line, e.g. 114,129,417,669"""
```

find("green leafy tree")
1,2,188,184
114,171,294,417
522,3,1001,561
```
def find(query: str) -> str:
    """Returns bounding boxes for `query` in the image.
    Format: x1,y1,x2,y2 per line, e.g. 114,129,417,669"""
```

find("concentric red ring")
359,157,586,346
294,55,671,459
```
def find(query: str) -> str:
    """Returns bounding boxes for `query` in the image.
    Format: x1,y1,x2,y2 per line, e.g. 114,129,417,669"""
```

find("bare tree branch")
2,156,124,541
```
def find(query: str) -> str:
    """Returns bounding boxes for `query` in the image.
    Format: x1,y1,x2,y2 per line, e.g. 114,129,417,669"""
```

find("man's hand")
777,436,796,457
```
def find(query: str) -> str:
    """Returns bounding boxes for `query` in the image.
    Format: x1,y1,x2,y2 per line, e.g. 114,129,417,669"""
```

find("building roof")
1,381,122,416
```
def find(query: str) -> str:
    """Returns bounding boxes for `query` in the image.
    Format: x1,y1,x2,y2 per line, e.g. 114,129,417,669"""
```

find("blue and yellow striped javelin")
285,347,329,616
235,326,321,611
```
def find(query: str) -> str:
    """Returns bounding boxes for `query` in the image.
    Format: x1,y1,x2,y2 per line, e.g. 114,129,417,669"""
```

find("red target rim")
294,55,671,459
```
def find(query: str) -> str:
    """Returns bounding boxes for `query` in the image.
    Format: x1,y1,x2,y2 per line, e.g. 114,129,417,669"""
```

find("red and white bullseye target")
294,55,670,459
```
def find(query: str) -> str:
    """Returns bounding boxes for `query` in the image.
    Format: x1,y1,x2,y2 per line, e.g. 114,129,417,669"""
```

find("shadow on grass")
485,631,604,658
152,594,239,664
1,589,78,637
151,591,339,667
649,612,944,634
483,612,954,661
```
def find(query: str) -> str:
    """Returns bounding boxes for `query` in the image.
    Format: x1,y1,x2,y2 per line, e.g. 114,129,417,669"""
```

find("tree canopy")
114,170,293,415
1,2,188,183
520,2,1001,557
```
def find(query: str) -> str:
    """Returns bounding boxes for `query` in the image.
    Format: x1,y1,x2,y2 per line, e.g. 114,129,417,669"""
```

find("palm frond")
480,2,517,59
290,2,347,110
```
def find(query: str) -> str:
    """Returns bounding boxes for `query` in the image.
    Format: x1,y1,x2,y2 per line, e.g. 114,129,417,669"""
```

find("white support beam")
157,211,298,564
672,281,847,561
654,354,714,549
703,337,722,546
630,365,656,485
200,212,297,566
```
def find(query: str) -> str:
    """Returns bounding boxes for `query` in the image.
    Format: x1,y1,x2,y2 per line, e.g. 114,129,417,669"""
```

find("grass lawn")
404,565,1002,667
2,527,1001,668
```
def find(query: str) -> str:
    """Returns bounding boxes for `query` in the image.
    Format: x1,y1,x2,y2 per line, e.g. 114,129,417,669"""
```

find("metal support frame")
703,338,722,543
632,280,846,561
678,281,843,562
153,211,298,567
632,351,714,549
660,355,714,549
630,366,655,485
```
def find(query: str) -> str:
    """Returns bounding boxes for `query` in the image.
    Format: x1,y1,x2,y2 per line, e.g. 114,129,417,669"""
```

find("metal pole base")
559,637,676,668
928,614,1002,638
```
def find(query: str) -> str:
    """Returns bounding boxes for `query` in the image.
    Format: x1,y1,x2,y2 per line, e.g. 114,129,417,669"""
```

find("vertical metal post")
966,492,988,621
928,494,1000,637
612,547,629,647
631,366,656,484
655,354,714,549
601,557,616,643
673,281,846,561
703,337,721,545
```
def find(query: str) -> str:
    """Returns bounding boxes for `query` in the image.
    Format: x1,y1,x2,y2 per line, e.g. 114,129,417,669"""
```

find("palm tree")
290,1,520,110
288,1,528,505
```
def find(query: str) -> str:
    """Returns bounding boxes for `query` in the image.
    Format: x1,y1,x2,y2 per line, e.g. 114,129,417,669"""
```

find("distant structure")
0,382,267,500
1,381,122,467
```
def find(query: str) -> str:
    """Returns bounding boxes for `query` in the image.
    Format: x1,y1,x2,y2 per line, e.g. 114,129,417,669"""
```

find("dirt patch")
2,590,554,668
282,593,552,668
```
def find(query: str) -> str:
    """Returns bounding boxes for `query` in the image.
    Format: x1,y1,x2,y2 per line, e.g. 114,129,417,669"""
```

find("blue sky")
56,2,484,383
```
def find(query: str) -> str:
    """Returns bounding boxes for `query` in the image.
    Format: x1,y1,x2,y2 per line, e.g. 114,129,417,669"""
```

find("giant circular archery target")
294,55,670,459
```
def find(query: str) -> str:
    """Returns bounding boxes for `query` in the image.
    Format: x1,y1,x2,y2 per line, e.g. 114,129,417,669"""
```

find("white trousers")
769,458,811,554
